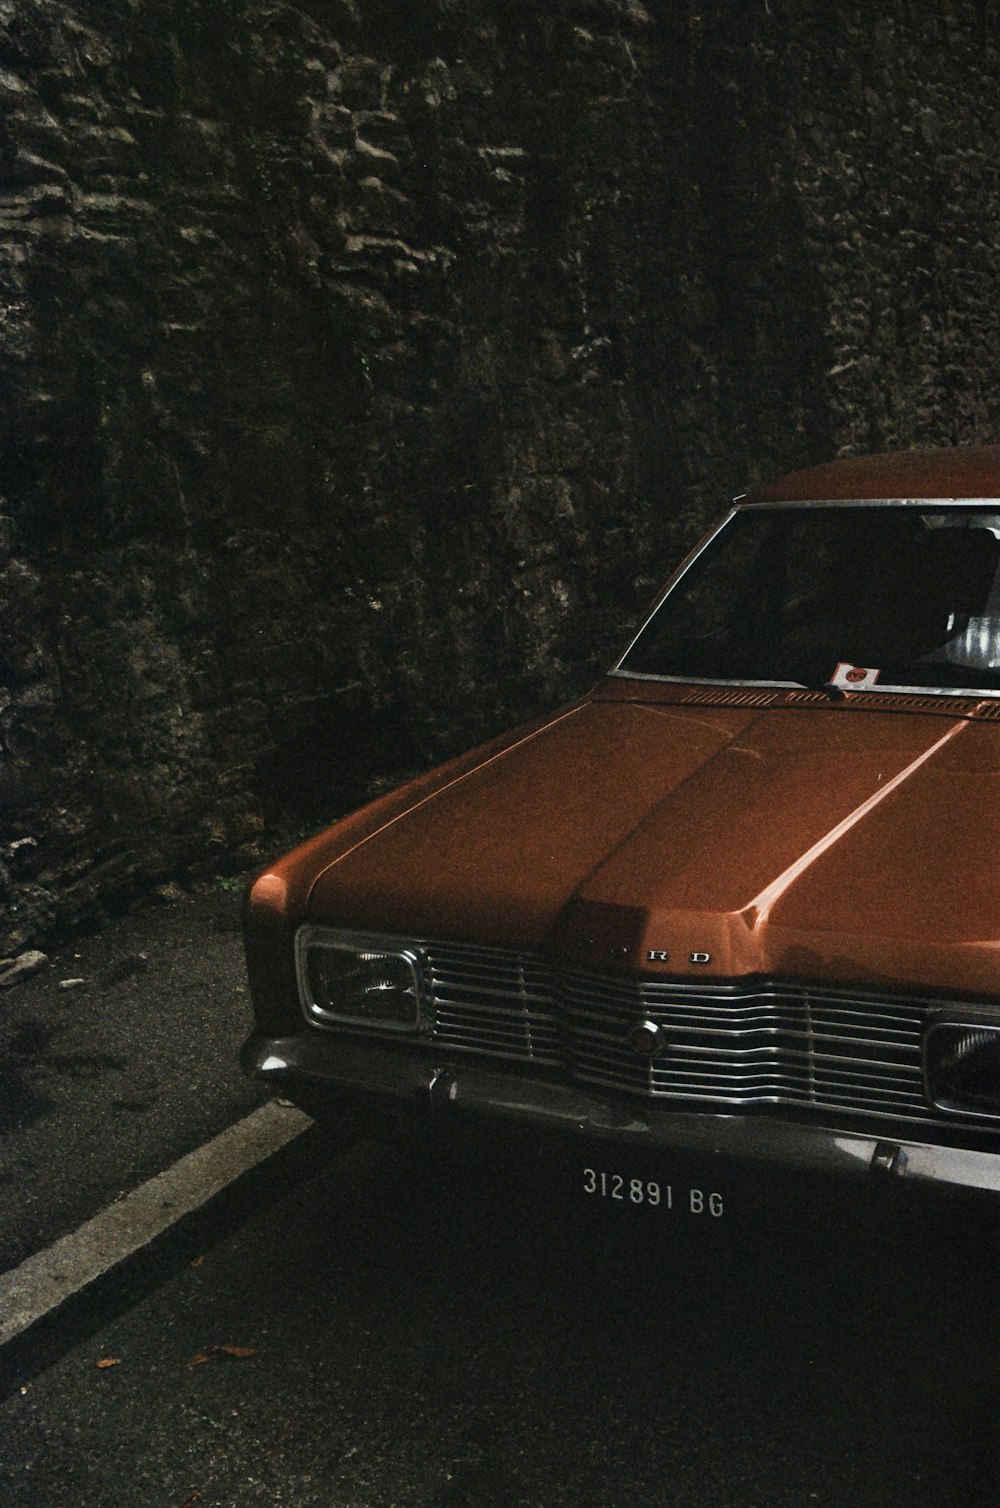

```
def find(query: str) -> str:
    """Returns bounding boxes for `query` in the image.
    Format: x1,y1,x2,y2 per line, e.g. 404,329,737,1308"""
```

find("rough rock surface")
3,0,1000,948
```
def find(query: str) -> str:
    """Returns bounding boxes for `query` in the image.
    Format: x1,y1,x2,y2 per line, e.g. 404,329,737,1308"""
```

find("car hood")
307,694,1000,997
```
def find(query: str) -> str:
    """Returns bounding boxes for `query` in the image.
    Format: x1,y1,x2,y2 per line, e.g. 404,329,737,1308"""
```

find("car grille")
422,941,562,1067
563,971,927,1117
418,941,950,1129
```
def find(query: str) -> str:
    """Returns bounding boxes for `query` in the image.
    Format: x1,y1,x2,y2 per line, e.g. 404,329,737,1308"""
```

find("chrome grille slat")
409,940,994,1129
567,1019,917,1049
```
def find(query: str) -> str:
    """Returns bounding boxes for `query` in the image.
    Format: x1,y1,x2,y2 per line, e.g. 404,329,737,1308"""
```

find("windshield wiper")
807,678,846,700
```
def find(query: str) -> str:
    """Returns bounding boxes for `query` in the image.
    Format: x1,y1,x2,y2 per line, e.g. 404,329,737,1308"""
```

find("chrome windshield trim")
611,507,738,671
741,496,1000,508
608,670,1000,700
612,671,805,689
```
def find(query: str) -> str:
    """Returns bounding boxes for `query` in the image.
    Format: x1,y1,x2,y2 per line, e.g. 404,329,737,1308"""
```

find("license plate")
582,1166,725,1217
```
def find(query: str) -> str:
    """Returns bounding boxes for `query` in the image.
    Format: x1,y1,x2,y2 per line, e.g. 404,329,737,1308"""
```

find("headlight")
924,1018,1000,1119
296,927,422,1032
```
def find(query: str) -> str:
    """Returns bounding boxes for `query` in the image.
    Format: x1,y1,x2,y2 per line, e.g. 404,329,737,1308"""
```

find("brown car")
242,447,1000,1218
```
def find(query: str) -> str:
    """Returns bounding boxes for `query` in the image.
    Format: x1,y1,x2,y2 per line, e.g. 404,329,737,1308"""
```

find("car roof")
745,445,1000,503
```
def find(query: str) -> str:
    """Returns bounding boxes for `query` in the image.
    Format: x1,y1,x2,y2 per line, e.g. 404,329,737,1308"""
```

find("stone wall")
3,0,1000,948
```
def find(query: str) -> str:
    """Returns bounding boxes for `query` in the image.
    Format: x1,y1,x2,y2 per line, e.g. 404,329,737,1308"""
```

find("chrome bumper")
241,1030,1000,1199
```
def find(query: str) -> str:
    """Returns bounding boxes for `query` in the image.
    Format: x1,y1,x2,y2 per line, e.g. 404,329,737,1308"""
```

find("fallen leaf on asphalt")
96,1358,121,1369
177,1494,200,1508
190,1255,205,1268
183,1344,256,1368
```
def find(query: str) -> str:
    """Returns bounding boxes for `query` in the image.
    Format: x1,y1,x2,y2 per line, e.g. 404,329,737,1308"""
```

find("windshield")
617,503,1000,695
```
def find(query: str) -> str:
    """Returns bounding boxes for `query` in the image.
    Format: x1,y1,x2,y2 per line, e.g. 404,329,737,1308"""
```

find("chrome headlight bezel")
296,925,426,1035
923,1011,1000,1121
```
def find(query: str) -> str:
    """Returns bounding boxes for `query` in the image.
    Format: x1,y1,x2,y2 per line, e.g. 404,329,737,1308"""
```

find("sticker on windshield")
831,661,881,690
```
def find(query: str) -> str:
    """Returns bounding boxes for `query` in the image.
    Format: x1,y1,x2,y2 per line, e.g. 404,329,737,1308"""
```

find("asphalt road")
0,883,265,1273
1,893,999,1507
2,1136,999,1508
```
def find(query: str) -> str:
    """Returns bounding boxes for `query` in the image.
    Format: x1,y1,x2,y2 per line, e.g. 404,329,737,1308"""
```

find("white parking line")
0,1100,312,1349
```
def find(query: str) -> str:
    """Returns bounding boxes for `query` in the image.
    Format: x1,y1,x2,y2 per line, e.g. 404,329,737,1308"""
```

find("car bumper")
241,1029,1000,1202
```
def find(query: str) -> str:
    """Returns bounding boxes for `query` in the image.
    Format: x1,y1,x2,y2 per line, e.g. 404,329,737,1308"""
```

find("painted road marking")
0,1100,312,1349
